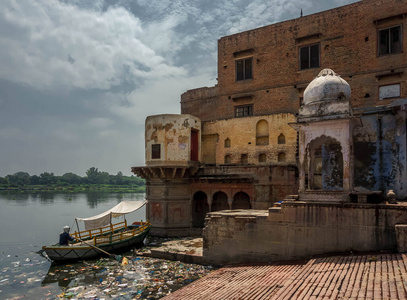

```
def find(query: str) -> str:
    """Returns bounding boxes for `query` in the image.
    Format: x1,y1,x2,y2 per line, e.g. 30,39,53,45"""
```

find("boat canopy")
76,200,146,230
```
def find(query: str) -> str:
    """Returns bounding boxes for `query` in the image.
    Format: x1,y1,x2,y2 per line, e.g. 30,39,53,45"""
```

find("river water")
0,192,212,299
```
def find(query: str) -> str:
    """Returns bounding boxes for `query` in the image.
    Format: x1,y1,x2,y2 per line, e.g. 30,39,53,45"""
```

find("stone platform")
163,253,407,299
139,237,204,265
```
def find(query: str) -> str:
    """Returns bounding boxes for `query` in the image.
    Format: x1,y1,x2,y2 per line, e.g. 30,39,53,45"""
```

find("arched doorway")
322,143,343,190
308,136,344,191
232,192,251,209
192,191,209,227
212,191,229,212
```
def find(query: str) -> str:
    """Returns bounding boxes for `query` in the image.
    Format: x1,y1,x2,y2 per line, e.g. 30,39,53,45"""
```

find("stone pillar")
298,133,306,193
207,197,213,212
228,199,233,210
341,140,351,193
348,143,354,192
307,148,312,190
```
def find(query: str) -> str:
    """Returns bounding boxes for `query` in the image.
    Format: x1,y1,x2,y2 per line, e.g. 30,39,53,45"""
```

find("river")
0,192,211,299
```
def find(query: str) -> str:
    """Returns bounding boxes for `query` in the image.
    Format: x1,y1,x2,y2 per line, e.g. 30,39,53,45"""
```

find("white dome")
303,69,350,105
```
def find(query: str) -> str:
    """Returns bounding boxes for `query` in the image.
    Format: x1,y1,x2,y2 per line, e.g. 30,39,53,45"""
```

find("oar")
75,237,122,262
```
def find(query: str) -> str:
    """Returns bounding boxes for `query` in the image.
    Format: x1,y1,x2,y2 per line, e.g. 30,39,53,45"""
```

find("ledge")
376,71,403,80
233,48,254,58
374,13,406,26
295,33,322,43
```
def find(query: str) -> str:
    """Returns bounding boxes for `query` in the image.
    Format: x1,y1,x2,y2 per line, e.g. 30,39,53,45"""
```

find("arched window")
224,155,231,164
241,154,248,164
224,138,231,148
258,153,266,162
278,152,286,162
256,120,269,145
278,133,286,144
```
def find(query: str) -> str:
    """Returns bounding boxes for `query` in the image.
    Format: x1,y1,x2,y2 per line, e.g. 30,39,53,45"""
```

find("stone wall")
203,202,407,265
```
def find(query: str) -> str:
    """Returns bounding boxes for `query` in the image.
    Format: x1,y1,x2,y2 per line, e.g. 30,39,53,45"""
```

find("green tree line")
0,167,145,188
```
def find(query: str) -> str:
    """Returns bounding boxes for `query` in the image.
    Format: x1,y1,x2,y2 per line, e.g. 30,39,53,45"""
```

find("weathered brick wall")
203,202,407,265
201,113,297,165
181,86,220,121
182,0,407,122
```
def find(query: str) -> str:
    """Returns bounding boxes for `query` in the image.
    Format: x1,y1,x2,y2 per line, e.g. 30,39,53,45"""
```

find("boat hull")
43,226,151,263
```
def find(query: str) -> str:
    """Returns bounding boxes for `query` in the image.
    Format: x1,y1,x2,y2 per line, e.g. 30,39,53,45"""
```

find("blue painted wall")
353,113,406,199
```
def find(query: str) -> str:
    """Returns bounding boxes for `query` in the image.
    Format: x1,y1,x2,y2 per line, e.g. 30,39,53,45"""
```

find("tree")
0,177,9,185
86,167,100,184
86,167,109,184
39,172,57,185
61,172,82,185
115,171,124,185
30,175,40,185
6,172,31,186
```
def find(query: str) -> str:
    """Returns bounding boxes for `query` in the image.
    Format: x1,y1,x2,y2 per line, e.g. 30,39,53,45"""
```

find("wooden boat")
42,201,151,263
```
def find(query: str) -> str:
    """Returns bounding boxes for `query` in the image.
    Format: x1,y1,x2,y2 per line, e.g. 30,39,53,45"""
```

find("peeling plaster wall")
145,114,201,166
354,112,407,199
201,113,297,165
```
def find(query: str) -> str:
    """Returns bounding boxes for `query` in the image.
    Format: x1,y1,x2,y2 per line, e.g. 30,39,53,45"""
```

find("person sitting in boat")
59,226,75,246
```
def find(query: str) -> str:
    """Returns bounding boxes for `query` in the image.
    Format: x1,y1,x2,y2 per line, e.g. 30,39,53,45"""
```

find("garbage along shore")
138,237,205,265
0,237,214,299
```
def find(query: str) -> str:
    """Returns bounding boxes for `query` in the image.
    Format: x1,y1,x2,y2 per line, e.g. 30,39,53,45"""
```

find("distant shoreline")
0,184,145,193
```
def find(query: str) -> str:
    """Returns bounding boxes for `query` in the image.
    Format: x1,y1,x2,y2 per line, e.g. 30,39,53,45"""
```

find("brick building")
133,0,407,236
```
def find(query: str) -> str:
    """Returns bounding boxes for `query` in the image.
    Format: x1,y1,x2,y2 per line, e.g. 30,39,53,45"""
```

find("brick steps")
163,253,407,300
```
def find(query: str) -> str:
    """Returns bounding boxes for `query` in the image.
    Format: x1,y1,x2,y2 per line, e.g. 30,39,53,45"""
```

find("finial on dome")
317,68,336,77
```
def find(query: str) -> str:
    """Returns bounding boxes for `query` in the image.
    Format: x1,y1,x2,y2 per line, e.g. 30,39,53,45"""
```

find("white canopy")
76,200,146,230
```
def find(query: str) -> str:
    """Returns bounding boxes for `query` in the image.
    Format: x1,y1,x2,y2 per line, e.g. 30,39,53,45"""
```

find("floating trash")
0,237,215,299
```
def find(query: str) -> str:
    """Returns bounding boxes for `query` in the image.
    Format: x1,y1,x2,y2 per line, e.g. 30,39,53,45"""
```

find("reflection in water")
0,191,145,208
86,192,118,208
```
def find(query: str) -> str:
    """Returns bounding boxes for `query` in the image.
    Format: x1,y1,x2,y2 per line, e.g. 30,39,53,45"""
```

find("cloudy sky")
0,0,359,177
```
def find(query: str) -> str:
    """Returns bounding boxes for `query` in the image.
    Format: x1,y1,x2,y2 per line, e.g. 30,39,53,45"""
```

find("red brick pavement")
163,254,407,300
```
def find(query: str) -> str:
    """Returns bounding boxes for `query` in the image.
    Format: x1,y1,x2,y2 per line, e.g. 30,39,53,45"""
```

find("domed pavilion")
291,69,362,202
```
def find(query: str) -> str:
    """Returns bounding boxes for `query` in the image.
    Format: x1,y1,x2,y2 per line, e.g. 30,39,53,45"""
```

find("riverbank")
0,184,145,193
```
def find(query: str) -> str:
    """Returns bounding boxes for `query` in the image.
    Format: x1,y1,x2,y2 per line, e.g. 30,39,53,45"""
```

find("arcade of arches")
192,190,251,227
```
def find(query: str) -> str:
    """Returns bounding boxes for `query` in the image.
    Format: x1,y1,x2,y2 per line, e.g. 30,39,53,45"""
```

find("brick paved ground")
163,254,407,300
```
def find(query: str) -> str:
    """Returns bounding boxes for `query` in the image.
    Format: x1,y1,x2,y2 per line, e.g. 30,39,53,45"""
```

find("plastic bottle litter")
0,237,215,299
